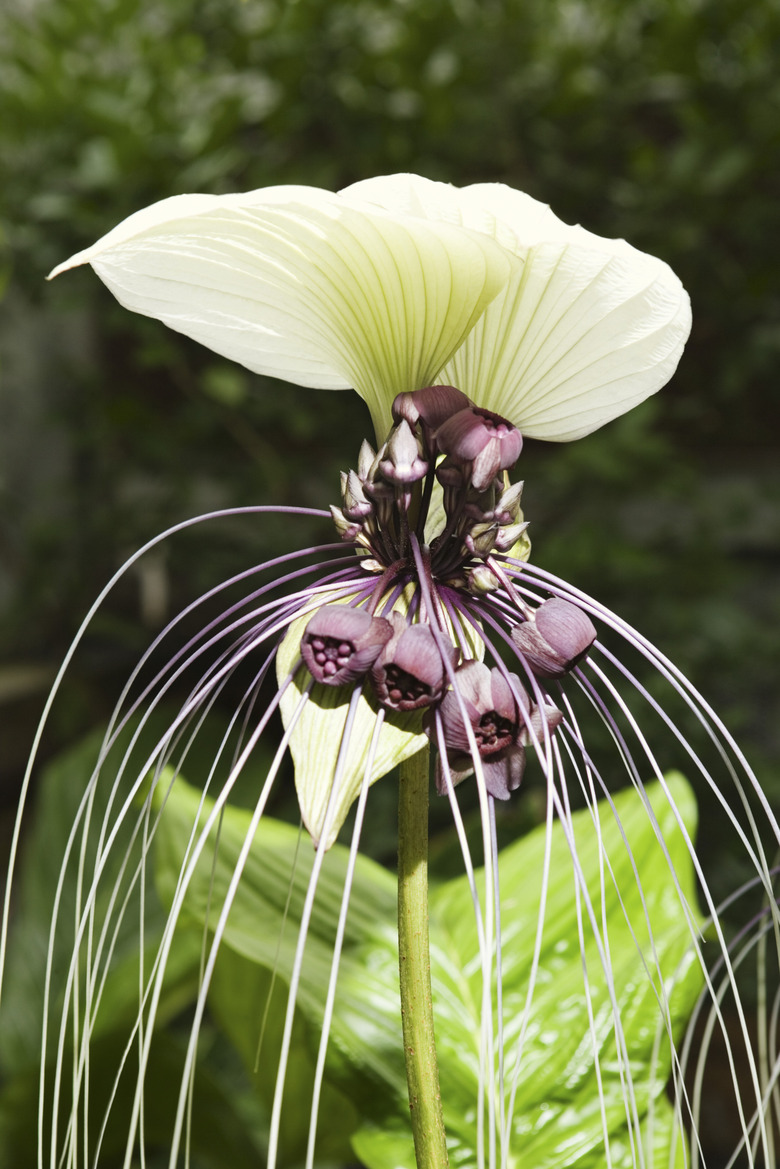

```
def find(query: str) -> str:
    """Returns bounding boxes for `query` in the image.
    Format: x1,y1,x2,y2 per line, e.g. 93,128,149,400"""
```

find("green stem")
398,745,449,1168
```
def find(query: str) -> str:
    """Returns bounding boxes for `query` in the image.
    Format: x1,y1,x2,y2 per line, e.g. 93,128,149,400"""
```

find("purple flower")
435,406,523,491
434,661,529,799
511,597,597,679
301,605,393,685
392,385,473,457
371,612,457,712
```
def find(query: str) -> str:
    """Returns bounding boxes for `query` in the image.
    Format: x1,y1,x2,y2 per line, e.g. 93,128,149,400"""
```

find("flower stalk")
397,745,449,1169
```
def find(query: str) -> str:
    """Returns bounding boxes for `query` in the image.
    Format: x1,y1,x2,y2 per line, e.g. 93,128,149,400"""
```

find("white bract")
50,173,691,442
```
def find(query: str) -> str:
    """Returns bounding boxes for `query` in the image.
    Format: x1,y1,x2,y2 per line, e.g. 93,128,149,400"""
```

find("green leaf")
209,945,360,1165
0,1024,265,1169
153,771,703,1167
0,721,264,1168
152,769,406,1110
0,723,205,1076
426,771,703,1168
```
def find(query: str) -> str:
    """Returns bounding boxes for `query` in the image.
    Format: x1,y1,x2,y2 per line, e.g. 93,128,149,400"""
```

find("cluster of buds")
329,422,429,567
309,385,599,801
329,384,529,592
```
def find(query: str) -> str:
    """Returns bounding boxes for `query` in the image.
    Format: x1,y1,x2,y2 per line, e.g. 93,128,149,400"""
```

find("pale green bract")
49,174,691,443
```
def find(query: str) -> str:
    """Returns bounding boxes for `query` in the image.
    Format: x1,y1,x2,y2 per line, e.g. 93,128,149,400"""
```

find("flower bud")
301,605,393,686
329,505,364,544
493,480,525,525
434,661,529,800
494,520,529,553
371,612,456,712
342,470,374,522
435,407,523,491
357,439,377,482
467,563,501,594
511,598,597,679
392,385,472,430
465,522,499,558
378,420,428,484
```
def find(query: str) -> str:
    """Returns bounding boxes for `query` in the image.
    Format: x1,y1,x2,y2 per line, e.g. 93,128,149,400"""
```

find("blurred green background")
1,0,779,1164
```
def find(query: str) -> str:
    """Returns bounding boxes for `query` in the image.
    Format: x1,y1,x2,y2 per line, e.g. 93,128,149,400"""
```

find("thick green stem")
398,746,449,1168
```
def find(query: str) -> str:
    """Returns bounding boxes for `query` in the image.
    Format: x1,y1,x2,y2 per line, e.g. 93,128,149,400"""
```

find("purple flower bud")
378,420,428,484
434,661,529,800
434,456,468,489
511,598,597,679
301,605,393,686
392,385,472,430
342,470,374,522
329,505,364,544
371,612,456,712
435,407,523,491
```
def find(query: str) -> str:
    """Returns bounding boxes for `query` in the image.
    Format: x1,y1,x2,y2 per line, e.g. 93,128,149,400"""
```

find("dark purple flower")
301,605,393,686
371,612,456,712
434,660,530,800
392,384,472,431
434,406,523,491
511,598,597,679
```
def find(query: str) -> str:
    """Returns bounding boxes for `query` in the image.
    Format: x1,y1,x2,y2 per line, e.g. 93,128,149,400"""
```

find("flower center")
330,386,527,593
383,664,435,708
308,635,355,678
476,711,515,754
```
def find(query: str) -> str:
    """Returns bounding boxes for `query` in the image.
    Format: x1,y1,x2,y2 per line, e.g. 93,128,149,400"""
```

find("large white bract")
50,173,691,443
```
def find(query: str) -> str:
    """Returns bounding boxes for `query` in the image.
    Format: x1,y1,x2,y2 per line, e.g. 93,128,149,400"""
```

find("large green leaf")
425,772,703,1168
0,724,205,1077
153,771,703,1167
152,770,408,1134
208,944,360,1166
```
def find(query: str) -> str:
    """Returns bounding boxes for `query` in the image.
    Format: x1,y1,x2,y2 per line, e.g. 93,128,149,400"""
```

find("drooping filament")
3,391,779,1169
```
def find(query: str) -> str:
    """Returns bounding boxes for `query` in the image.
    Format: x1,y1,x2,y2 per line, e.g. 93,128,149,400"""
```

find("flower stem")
398,745,449,1168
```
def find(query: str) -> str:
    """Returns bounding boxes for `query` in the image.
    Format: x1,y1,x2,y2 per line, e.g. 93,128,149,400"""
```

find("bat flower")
14,174,776,1169
432,660,533,800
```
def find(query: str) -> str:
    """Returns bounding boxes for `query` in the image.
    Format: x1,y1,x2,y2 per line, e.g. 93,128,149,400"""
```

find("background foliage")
0,0,778,1160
